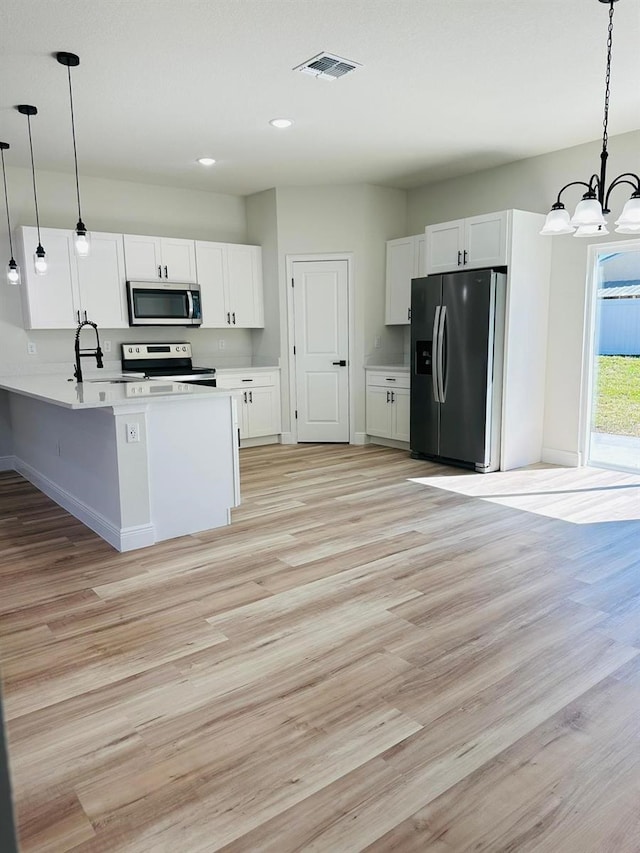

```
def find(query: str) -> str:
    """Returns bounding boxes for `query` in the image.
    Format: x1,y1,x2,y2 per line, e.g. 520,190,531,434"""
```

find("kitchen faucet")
73,318,104,384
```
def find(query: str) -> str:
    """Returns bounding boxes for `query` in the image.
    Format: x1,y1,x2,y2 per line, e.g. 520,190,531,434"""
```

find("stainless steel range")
121,343,217,386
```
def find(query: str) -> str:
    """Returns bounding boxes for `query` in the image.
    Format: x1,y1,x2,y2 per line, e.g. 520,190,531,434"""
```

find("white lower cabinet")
365,370,410,444
216,370,281,444
17,227,128,329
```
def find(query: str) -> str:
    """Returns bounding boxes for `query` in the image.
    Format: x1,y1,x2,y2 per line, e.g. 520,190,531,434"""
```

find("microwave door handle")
186,290,194,320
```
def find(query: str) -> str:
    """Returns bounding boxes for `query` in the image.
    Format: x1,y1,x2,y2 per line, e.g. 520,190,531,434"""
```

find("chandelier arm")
554,181,592,206
603,174,640,213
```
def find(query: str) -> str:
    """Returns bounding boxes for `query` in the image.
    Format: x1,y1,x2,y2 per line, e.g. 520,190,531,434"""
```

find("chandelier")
540,0,640,238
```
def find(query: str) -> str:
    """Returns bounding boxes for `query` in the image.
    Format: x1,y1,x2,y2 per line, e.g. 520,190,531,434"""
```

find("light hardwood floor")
1,444,639,852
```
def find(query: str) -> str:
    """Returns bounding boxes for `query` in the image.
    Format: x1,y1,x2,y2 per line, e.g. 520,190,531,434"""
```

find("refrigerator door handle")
437,305,447,403
432,305,442,402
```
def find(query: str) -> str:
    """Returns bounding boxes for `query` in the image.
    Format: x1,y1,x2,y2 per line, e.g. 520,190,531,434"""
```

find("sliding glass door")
587,245,640,472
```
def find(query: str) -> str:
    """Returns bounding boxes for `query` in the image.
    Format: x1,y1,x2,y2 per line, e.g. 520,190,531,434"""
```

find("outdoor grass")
594,355,640,437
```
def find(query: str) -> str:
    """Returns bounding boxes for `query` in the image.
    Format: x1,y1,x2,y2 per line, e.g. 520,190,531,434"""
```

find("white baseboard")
352,432,368,446
541,447,581,467
14,458,155,552
240,435,280,448
279,432,295,445
367,436,410,451
0,455,16,471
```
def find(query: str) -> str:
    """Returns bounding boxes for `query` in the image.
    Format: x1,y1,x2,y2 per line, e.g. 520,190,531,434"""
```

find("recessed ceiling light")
269,118,293,129
197,157,216,166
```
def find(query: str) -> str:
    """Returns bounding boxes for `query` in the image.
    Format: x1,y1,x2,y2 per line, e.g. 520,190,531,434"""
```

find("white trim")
14,457,156,552
580,237,640,468
541,447,581,467
279,431,296,445
352,432,368,446
0,455,16,472
239,435,279,448
286,253,355,444
367,436,409,451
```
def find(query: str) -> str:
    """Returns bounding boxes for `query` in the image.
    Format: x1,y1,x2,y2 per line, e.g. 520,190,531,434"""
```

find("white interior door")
293,260,349,442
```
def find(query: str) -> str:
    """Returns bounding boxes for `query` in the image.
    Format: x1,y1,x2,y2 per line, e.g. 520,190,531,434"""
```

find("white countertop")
215,366,280,374
364,365,410,372
0,374,232,410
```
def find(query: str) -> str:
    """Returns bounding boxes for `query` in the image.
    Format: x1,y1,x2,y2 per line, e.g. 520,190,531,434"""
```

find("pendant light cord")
601,1,615,155
0,148,15,257
25,114,42,245
66,65,83,223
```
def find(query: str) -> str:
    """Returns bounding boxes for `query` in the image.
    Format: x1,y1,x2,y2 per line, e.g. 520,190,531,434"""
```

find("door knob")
332,360,347,366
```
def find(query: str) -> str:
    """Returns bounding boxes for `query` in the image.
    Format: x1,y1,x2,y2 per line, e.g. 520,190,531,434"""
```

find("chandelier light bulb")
540,206,575,235
573,224,610,238
570,196,607,228
614,195,640,228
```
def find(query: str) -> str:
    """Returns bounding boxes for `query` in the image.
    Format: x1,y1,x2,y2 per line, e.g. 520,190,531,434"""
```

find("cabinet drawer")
216,372,276,389
366,371,410,390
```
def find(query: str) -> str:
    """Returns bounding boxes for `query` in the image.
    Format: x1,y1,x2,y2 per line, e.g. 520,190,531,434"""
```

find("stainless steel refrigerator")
410,269,506,472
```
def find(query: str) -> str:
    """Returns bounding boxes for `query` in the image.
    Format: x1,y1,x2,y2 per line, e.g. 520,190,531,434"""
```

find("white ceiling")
1,0,639,197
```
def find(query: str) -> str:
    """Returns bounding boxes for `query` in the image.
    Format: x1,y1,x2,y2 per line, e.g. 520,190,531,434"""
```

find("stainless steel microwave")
127,280,202,326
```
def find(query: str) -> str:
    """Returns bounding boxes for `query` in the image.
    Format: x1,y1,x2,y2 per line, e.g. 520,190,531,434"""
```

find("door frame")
285,253,355,444
579,237,640,469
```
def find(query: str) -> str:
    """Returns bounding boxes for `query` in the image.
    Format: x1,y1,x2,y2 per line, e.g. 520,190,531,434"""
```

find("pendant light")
16,105,47,275
540,0,640,238
0,142,20,285
56,51,90,258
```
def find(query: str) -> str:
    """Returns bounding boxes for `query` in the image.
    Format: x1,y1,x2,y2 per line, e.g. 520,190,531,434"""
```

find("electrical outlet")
126,422,140,443
103,340,112,353
27,341,37,355
374,335,381,349
218,339,226,350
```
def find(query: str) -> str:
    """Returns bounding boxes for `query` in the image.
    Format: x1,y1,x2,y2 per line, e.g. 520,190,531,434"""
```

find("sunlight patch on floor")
409,464,640,524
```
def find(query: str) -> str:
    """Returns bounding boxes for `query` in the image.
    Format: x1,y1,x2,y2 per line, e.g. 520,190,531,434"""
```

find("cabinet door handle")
227,312,231,324
408,307,411,321
391,391,395,403
243,391,247,403
232,312,236,325
158,265,162,278
164,265,168,278
76,310,80,323
241,379,253,382
457,250,462,266
385,377,396,381
249,391,253,403
83,310,87,322
463,250,468,265
386,390,390,403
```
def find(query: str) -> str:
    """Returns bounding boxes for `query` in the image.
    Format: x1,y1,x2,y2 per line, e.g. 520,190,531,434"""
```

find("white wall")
0,166,251,454
271,184,407,437
407,130,640,464
246,188,280,367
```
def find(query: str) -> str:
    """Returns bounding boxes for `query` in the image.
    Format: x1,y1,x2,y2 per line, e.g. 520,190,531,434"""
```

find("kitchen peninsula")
0,376,239,551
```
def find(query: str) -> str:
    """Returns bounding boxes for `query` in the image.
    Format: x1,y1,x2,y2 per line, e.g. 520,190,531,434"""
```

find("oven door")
127,281,202,326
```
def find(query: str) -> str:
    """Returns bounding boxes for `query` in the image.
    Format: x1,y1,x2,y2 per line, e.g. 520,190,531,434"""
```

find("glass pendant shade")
573,223,610,238
74,226,91,258
570,197,607,227
614,195,640,228
6,259,20,286
540,206,575,236
34,245,47,275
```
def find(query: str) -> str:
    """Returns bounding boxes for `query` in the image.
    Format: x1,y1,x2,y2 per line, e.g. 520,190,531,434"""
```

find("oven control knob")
136,347,140,353
128,347,133,353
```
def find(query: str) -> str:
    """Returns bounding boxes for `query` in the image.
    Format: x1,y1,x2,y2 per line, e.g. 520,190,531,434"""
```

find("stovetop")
121,342,215,380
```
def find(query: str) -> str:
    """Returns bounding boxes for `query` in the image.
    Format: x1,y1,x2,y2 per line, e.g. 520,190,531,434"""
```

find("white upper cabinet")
17,227,128,329
74,232,128,328
385,234,426,325
426,211,509,274
18,227,77,329
123,235,197,283
195,241,264,328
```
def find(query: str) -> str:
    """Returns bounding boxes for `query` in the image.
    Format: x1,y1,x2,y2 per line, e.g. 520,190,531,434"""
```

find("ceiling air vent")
293,52,362,81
